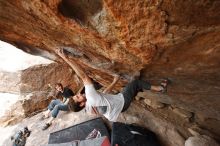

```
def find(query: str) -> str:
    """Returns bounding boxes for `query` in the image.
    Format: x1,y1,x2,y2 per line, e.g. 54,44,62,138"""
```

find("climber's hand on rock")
56,48,66,58
113,74,120,83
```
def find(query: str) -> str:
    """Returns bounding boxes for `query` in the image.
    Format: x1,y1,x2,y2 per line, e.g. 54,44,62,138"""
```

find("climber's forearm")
56,49,92,85
103,75,120,94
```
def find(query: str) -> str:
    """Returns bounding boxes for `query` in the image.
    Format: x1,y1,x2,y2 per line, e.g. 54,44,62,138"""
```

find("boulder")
144,98,165,109
172,107,193,119
185,135,219,146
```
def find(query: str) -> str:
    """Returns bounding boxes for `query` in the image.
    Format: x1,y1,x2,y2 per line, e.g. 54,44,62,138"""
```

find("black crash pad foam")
48,118,110,144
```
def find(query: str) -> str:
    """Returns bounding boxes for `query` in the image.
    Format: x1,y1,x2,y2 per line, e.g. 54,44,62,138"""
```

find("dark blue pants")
48,99,69,118
121,79,151,112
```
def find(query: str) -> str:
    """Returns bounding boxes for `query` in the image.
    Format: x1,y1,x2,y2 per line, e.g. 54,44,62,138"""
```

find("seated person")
56,49,169,122
42,83,74,130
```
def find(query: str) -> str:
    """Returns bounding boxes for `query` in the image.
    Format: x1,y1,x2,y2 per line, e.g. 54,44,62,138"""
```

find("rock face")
0,0,219,85
0,63,81,94
0,0,220,145
20,63,81,93
0,63,81,125
185,135,219,146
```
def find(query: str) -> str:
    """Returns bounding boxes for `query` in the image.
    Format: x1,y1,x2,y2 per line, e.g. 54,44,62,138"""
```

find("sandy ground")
0,108,96,146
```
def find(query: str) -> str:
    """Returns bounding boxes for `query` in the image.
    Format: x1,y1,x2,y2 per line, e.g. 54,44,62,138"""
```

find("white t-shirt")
85,84,124,122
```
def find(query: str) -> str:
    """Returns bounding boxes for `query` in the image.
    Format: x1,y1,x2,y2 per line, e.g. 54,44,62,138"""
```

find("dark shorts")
121,79,151,112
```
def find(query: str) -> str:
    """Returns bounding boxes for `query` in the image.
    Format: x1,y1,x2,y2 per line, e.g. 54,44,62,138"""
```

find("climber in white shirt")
56,48,168,122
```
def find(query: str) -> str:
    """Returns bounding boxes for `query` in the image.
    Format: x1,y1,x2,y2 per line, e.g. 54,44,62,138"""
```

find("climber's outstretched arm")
56,49,92,85
103,75,120,94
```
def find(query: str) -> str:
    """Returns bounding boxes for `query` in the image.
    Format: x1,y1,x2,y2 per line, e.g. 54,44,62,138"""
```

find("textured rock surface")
185,135,219,146
20,63,81,93
0,0,219,86
172,107,193,119
0,0,218,84
144,98,165,109
0,0,220,145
